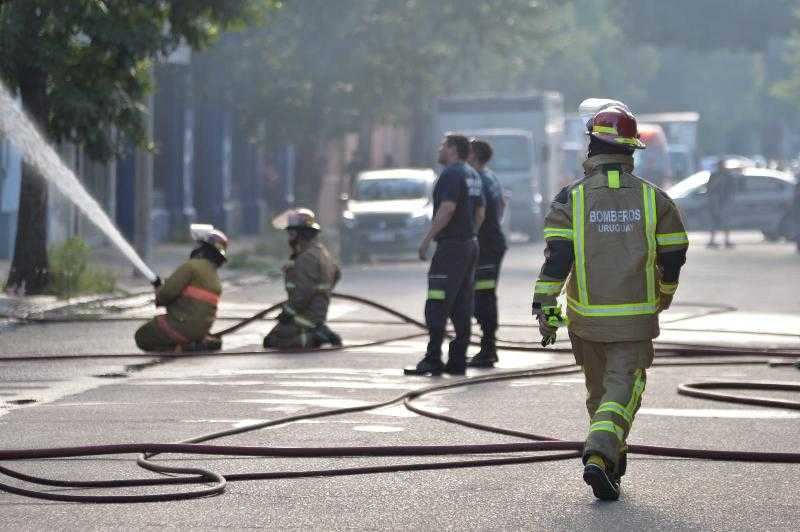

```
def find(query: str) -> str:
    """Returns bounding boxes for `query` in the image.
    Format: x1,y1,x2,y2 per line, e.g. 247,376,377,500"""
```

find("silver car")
340,168,436,262
667,167,796,240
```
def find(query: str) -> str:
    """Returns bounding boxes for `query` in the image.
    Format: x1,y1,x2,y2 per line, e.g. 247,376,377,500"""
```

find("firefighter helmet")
190,224,229,260
587,105,646,150
272,208,321,231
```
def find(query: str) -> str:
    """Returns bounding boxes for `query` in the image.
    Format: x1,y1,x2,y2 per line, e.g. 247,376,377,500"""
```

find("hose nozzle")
151,276,162,289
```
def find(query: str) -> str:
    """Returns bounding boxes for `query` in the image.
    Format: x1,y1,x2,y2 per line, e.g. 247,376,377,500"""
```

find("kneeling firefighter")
264,209,342,349
135,225,228,352
532,100,688,501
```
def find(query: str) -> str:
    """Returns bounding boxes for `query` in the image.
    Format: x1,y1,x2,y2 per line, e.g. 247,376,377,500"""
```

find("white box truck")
434,93,565,239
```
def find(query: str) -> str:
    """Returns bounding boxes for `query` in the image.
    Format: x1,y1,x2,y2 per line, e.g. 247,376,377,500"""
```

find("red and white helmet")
587,105,646,150
190,224,229,259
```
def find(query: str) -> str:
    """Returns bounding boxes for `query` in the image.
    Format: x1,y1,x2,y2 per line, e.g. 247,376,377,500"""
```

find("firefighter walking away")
532,100,688,500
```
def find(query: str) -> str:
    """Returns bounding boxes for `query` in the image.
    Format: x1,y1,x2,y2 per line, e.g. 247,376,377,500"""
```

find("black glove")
151,276,162,289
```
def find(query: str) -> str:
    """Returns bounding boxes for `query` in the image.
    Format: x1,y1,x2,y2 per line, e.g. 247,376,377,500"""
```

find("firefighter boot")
443,359,467,376
314,324,342,347
613,447,628,483
184,335,222,352
467,340,498,368
404,357,444,376
583,454,620,501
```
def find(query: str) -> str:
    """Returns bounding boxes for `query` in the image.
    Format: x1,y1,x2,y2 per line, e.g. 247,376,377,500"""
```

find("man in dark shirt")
467,138,507,368
404,133,485,376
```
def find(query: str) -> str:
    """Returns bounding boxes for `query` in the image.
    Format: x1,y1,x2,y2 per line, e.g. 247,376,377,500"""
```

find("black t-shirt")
477,167,507,252
433,162,484,241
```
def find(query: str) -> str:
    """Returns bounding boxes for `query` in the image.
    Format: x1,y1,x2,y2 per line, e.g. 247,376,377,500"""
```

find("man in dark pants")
467,138,507,368
404,134,485,376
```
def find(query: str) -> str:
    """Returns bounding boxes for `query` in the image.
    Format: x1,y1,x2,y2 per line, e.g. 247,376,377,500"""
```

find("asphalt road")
0,231,799,530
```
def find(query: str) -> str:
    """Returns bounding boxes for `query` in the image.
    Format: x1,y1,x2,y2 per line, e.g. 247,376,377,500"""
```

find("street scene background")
1,1,800,530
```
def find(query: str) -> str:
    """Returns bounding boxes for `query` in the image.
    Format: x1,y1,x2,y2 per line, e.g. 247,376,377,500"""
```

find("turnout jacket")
156,258,222,340
283,238,341,327
533,154,688,342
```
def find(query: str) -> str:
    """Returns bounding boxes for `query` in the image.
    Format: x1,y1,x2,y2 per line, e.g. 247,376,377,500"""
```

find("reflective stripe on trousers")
156,315,190,345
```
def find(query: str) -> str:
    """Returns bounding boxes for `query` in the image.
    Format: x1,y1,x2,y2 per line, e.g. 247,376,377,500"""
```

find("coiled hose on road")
0,293,798,503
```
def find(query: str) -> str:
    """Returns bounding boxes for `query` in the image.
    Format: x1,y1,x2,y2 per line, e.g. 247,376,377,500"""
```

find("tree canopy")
613,0,795,52
194,0,556,202
0,0,276,294
0,0,274,160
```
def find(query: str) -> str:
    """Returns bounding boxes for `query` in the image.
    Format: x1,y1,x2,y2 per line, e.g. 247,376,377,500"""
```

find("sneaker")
583,456,620,501
403,358,444,376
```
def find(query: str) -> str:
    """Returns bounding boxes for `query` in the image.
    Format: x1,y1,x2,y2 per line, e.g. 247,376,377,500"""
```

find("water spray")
0,83,158,284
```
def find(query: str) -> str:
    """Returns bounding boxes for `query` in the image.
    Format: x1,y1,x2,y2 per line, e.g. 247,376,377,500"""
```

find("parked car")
340,168,436,262
667,167,796,240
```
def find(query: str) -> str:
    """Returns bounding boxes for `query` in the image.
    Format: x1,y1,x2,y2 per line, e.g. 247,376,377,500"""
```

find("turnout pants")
473,247,505,356
135,315,218,352
424,238,478,369
569,332,654,472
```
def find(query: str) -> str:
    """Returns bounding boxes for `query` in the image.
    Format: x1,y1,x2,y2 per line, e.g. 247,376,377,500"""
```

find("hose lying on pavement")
5,293,798,358
0,294,799,503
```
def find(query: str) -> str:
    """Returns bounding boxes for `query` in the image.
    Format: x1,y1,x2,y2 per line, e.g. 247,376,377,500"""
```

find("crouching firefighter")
264,209,342,349
135,225,228,352
532,101,688,501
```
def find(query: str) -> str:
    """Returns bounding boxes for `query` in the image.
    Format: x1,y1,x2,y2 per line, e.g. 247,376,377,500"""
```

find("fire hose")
0,294,798,503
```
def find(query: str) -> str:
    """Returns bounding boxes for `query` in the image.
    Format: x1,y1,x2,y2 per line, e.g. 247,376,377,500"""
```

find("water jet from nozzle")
0,83,158,284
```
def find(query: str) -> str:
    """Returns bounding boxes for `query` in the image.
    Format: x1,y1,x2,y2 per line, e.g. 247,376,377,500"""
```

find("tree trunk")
4,68,51,295
294,81,325,208
294,141,324,208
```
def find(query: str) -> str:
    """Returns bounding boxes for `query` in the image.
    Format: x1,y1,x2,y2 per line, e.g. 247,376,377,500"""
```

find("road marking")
639,407,800,419
234,397,370,409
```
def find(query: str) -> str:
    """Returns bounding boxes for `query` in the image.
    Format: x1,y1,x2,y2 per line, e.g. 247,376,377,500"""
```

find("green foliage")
612,0,794,52
227,225,284,276
0,0,278,160
48,237,117,299
188,0,558,202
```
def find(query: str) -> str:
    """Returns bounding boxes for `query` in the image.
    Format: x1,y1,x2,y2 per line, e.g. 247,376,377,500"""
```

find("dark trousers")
424,238,478,368
473,247,505,353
